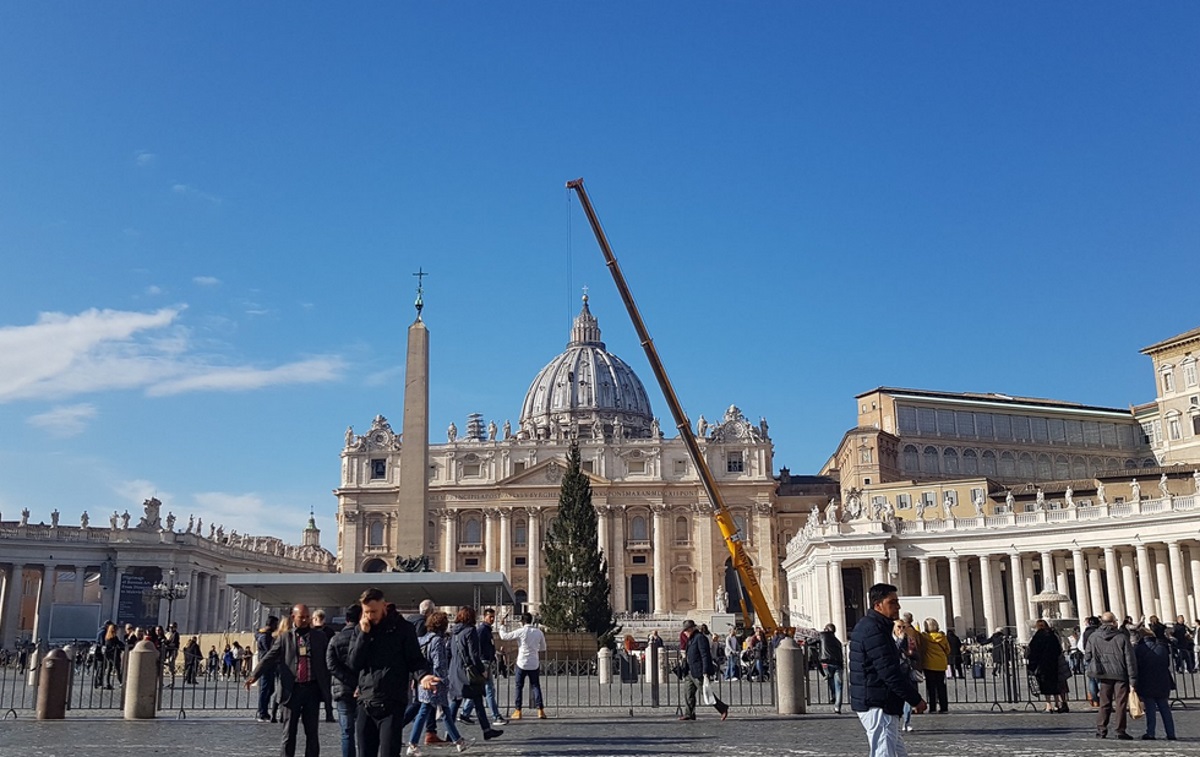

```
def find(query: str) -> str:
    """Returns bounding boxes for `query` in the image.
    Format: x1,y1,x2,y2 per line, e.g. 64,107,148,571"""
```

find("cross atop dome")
569,291,604,349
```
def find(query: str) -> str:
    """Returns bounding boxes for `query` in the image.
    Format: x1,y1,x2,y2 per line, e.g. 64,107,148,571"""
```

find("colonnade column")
1104,546,1123,617
1169,541,1188,623
1,566,24,647
651,505,669,614
960,559,976,632
1010,552,1030,643
919,557,933,596
33,565,56,641
526,507,542,608
829,560,844,633
873,558,887,587
1119,550,1139,619
1071,548,1090,620
1054,555,1071,618
1137,544,1155,619
1155,547,1175,620
483,511,497,573
978,555,997,636
208,574,221,632
1189,545,1200,622
498,510,512,581
111,565,126,624
73,567,87,603
947,555,964,631
1086,554,1104,619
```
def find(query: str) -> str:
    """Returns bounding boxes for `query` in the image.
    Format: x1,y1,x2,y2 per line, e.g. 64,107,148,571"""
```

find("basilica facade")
335,297,808,620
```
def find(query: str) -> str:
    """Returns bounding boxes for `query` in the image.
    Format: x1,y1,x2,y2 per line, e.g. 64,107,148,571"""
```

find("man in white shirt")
498,612,547,720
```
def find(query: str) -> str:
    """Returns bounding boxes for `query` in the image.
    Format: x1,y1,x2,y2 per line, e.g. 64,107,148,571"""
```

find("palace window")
1163,368,1176,394
370,459,386,479
462,462,482,478
943,448,959,474
1168,415,1182,441
630,515,648,541
923,446,940,474
674,516,690,545
514,520,527,547
897,493,912,510
368,520,384,547
902,445,919,472
463,518,482,544
1185,359,1198,388
726,451,744,473
628,459,646,475
962,449,978,475
921,491,936,509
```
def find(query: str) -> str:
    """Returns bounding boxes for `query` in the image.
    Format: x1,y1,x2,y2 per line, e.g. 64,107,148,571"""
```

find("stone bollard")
61,644,76,710
124,640,159,719
27,649,41,688
774,637,806,715
36,649,70,720
597,647,613,685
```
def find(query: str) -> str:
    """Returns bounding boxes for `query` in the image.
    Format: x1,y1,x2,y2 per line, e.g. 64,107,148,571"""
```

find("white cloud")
145,285,164,296
148,357,345,396
27,403,98,437
172,183,222,205
192,491,312,538
192,276,221,286
135,150,156,167
112,478,171,509
0,308,344,403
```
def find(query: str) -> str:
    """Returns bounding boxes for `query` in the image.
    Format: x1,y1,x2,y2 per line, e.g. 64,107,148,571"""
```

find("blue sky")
1,3,1196,541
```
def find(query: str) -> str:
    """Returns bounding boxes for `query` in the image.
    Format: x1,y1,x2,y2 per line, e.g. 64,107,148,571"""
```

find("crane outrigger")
566,178,781,633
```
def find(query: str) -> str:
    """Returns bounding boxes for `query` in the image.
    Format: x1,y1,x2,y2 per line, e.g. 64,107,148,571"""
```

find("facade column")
873,558,887,586
978,555,997,636
918,557,933,595
815,562,831,632
960,559,976,632
208,574,220,633
526,507,542,608
1154,546,1175,620
947,555,964,632
441,511,457,573
1071,548,1090,620
498,510,512,582
1039,551,1054,591
1086,553,1104,619
829,560,844,633
73,567,87,603
1120,550,1139,619
1054,555,1071,618
651,505,669,614
1010,552,1030,643
1023,556,1037,619
1137,543,1155,620
177,569,196,633
694,504,715,613
1169,541,1188,623
596,506,611,574
1,565,24,648
610,507,626,612
483,511,497,573
33,565,56,641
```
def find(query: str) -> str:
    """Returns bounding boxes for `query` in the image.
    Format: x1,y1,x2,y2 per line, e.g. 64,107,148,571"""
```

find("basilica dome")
519,296,654,440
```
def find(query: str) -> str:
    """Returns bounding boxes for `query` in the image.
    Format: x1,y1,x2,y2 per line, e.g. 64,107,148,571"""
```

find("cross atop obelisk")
413,267,428,320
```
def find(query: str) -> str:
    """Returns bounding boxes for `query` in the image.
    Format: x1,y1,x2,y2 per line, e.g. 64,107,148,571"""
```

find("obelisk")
397,270,430,562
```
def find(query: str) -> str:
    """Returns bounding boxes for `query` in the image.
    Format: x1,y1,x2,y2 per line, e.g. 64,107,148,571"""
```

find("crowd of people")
846,583,1186,757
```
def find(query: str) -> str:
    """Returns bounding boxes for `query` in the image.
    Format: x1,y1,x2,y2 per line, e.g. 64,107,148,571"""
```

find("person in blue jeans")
458,607,507,726
410,611,466,756
499,613,547,719
818,623,845,713
254,616,279,722
1135,624,1178,741
326,605,361,757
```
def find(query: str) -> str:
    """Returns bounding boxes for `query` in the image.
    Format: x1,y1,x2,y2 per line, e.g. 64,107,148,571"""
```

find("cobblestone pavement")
3,708,1200,756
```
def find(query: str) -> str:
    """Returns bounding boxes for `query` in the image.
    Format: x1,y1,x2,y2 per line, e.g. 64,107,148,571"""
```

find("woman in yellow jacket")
921,618,951,713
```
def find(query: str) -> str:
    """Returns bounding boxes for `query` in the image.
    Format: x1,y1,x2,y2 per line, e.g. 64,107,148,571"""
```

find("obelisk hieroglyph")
397,270,430,562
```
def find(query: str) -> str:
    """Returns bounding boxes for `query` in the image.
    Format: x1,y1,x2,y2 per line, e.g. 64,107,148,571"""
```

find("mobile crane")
566,178,781,633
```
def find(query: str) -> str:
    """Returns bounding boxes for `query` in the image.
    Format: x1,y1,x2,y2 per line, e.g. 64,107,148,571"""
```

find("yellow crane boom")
566,177,780,633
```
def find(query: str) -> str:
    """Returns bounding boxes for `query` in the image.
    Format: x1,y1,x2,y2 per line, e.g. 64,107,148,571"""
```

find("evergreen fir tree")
540,442,618,645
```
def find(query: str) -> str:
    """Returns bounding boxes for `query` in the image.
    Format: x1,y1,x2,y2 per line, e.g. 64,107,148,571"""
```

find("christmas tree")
540,442,619,646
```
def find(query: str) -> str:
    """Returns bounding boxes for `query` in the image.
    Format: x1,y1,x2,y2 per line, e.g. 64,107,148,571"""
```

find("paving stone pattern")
4,708,1200,757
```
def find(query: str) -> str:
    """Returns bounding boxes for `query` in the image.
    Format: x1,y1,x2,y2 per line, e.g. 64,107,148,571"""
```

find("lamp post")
151,568,189,628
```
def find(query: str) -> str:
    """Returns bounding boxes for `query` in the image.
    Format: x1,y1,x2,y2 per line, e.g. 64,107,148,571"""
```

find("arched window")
981,450,998,477
674,573,692,605
1035,454,1052,480
999,451,1017,478
1124,459,1138,469
962,449,978,475
733,514,749,542
362,558,388,573
514,519,528,547
943,448,959,475
463,518,482,544
923,446,940,475
1071,456,1087,479
514,590,528,614
1018,453,1035,480
902,445,919,473
674,516,689,544
630,515,648,541
368,520,384,547
1055,455,1070,480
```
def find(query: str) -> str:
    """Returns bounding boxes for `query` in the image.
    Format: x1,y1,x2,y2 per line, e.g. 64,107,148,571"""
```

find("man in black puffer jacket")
850,583,926,756
349,588,437,757
326,604,362,757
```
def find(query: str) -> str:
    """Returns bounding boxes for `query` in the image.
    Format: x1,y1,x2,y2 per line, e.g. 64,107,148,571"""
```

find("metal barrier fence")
0,650,777,717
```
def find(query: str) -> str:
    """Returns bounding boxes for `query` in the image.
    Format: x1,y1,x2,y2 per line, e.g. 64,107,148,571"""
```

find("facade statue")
195,517,203,536
138,497,162,530
651,417,662,439
1131,478,1141,503
120,510,130,529
503,420,512,440
593,421,604,440
697,415,708,438
216,525,224,541
187,514,195,533
942,493,954,520
1064,486,1075,509
1096,481,1107,506
612,417,623,440
20,508,29,526
823,497,838,525
1194,469,1200,494
1034,488,1046,511
488,420,498,441
345,426,354,447
881,499,896,522
447,422,457,443
1005,490,1015,511
915,497,926,520
80,511,89,528
759,416,769,439
50,509,60,527
1159,473,1171,500
845,489,863,520
209,523,216,539
110,511,119,530
973,492,986,518
715,587,728,613
166,512,176,532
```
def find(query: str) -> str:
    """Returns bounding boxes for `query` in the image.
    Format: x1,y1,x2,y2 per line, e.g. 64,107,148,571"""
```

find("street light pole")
152,567,190,628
